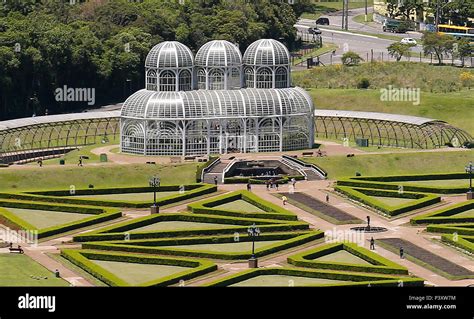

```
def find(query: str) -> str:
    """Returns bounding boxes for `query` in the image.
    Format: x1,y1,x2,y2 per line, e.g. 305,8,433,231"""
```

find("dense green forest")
0,0,314,120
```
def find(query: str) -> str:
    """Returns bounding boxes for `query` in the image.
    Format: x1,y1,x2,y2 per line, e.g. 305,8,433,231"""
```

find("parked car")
308,27,322,35
400,37,417,45
315,17,330,25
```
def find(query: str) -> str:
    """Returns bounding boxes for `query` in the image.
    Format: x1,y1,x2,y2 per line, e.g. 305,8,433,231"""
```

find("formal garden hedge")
61,249,217,287
205,267,424,287
81,231,324,260
411,201,474,225
0,184,217,208
223,175,305,185
337,173,469,194
188,190,298,221
426,223,474,236
335,186,440,216
441,234,474,255
73,213,310,242
0,201,121,239
287,242,408,275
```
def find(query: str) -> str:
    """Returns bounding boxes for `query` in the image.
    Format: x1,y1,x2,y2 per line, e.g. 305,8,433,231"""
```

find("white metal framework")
195,40,243,90
122,39,313,156
314,110,473,149
145,41,195,91
121,88,314,155
243,39,291,89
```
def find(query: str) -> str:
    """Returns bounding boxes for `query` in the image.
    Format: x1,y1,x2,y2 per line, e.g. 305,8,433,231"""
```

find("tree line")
0,0,315,120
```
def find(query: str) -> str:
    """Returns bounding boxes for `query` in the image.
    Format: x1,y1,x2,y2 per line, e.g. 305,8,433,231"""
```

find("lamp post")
247,223,260,268
149,175,160,214
466,161,473,200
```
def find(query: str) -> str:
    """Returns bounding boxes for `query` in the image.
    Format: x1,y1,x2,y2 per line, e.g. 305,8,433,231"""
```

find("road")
293,7,471,66
295,6,423,65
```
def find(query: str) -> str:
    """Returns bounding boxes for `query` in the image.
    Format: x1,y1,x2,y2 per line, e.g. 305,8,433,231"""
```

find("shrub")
342,51,363,66
357,77,370,89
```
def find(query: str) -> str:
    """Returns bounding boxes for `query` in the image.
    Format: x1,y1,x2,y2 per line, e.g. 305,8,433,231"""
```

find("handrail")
200,157,221,182
282,155,328,179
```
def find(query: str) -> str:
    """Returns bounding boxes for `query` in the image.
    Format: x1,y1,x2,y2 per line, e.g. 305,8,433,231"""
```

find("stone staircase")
202,160,232,184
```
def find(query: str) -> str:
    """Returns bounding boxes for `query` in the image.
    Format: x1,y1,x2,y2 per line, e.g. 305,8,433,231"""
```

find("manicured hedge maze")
205,267,424,287
0,200,121,239
335,186,440,217
287,242,408,275
0,184,217,208
81,231,324,260
411,200,474,225
441,234,474,255
73,213,310,242
337,173,469,194
187,190,298,221
61,249,217,286
426,223,474,236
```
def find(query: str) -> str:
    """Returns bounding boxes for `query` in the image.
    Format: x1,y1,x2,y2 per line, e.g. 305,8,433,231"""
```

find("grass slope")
304,150,473,179
0,163,198,192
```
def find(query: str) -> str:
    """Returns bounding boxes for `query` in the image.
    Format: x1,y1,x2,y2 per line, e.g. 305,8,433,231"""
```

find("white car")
400,38,417,45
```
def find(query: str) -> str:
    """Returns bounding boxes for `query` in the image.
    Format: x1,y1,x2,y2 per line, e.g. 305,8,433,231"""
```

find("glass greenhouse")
121,39,314,156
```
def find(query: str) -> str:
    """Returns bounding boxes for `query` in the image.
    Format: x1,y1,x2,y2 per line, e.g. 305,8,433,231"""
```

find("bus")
437,24,474,42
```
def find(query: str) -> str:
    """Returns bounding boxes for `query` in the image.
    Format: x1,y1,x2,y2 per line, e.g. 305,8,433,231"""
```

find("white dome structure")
243,39,291,89
120,39,314,156
195,40,242,90
145,41,194,92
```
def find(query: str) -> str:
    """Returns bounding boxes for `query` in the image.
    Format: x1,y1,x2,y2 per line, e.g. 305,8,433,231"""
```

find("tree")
422,31,455,65
456,39,472,67
341,51,363,66
426,0,474,26
387,42,412,61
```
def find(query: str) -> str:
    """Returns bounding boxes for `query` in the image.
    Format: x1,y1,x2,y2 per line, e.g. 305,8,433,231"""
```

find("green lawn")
387,179,469,188
90,260,190,285
369,196,416,207
214,200,266,213
303,150,473,179
304,88,474,134
0,163,198,192
301,0,373,19
165,240,283,253
29,140,120,166
230,275,349,287
132,221,236,232
312,250,372,265
0,254,68,286
452,209,474,218
353,12,373,24
66,191,178,201
4,208,93,229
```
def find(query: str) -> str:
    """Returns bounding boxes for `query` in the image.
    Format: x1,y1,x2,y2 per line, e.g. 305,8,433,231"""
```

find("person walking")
325,194,329,203
214,176,218,186
282,195,288,206
247,182,252,192
266,180,270,191
370,237,375,250
275,181,279,191
291,178,296,189
399,246,404,259
78,157,83,167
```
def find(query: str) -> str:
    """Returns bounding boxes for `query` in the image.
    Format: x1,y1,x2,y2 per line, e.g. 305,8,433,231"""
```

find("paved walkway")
2,149,473,286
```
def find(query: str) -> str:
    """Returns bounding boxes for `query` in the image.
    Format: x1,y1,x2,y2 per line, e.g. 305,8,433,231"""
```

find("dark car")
316,17,330,25
308,27,322,35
